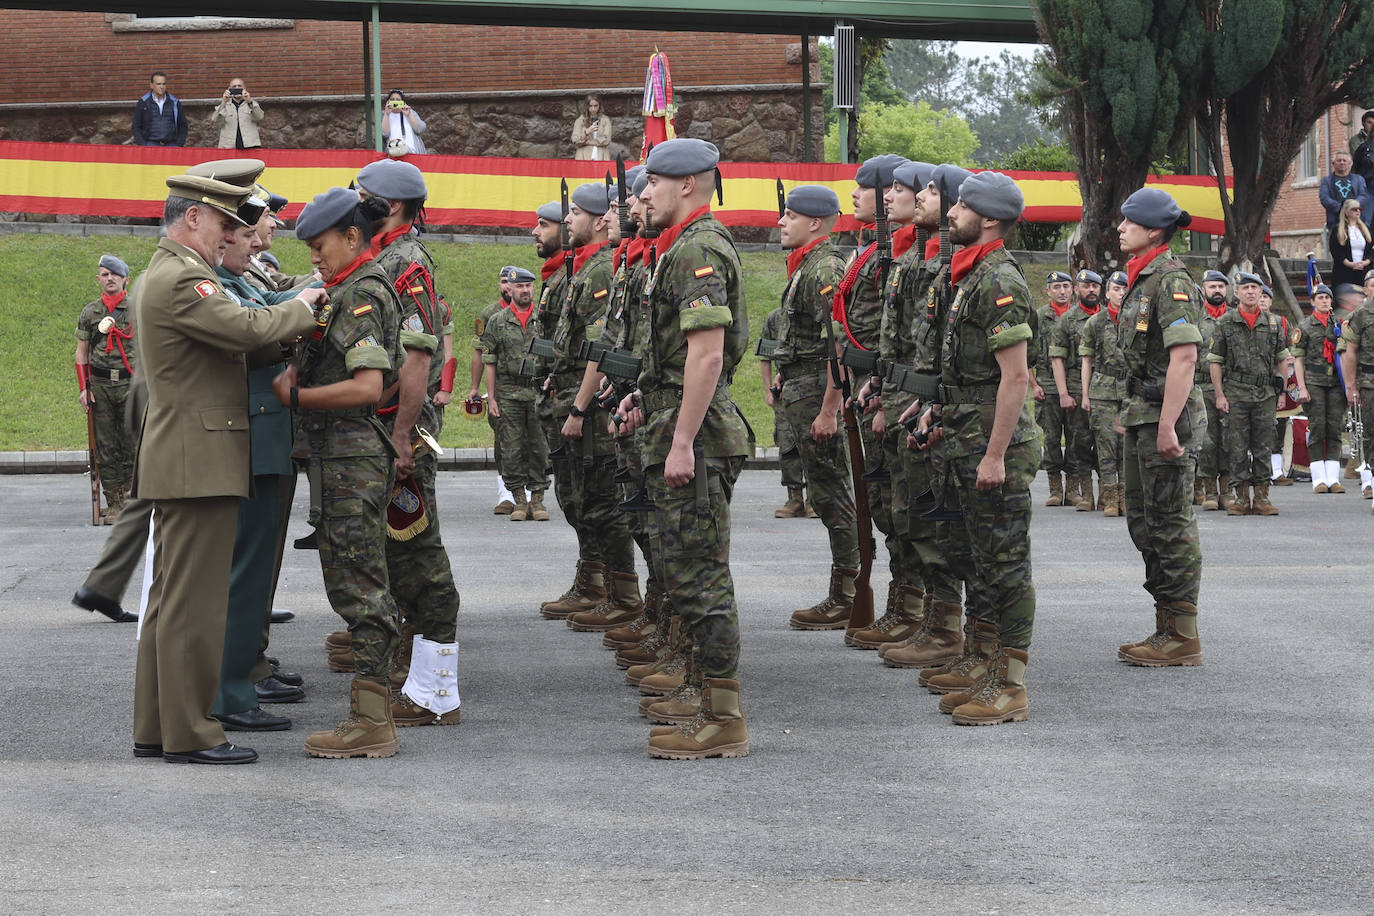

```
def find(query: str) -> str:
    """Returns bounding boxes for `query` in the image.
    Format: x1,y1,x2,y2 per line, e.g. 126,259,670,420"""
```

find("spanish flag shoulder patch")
693,265,715,279
819,284,834,296
1171,291,1190,301
593,288,609,300
353,303,374,317
995,294,1015,307
194,280,218,298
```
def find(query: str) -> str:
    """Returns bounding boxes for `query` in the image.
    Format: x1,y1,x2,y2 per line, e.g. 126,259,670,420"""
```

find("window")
1297,125,1321,181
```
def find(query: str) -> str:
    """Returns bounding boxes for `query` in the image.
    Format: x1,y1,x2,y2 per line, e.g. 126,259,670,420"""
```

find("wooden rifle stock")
86,406,101,525
842,383,876,629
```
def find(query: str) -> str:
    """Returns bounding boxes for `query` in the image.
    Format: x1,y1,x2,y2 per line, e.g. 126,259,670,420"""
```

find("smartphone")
229,87,243,96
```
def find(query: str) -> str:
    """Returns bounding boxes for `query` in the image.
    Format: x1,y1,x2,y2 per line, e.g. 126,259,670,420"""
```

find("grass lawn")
0,233,797,452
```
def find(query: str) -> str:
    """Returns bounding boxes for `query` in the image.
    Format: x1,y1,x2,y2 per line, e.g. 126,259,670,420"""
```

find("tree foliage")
824,100,978,165
990,138,1075,251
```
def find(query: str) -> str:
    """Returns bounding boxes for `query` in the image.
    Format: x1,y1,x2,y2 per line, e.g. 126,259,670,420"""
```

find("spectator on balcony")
1319,150,1371,233
1330,198,1373,291
571,95,612,161
131,71,187,147
210,78,265,150
380,89,427,156
1351,111,1374,186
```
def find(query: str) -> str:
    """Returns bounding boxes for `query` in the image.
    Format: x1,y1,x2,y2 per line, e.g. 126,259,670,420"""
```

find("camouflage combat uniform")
773,239,858,571
76,292,138,511
1079,305,1128,486
1340,305,1374,460
474,297,507,455
1209,308,1290,486
761,307,805,491
1034,304,1069,474
298,257,404,680
637,208,752,679
536,257,581,543
1050,302,1100,484
1195,305,1227,480
481,303,548,494
1295,312,1346,462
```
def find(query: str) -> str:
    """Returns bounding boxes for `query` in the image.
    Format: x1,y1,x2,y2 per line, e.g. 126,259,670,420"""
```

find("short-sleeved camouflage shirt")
773,240,845,367
1342,304,1374,387
1295,312,1340,388
76,295,137,375
1118,253,1206,427
1049,303,1100,393
1207,308,1290,403
1079,307,1128,400
473,298,507,352
480,305,538,402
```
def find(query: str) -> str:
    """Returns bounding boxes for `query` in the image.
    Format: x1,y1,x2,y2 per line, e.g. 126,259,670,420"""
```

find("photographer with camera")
211,78,265,150
380,89,427,156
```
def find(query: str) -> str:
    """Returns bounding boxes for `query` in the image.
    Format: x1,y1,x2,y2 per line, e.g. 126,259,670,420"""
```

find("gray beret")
959,170,1024,221
259,251,280,270
644,138,719,177
98,254,129,277
892,160,935,192
1337,282,1363,296
1121,187,1189,229
1313,283,1333,298
571,181,611,216
854,154,909,190
933,164,973,211
1075,269,1102,285
1366,269,1374,283
1202,269,1228,284
536,200,563,222
1235,272,1263,287
1046,271,1072,284
1260,285,1273,298
1107,270,1128,288
356,158,427,201
624,166,644,194
499,265,520,281
631,172,648,197
295,187,361,241
784,185,840,218
509,267,536,283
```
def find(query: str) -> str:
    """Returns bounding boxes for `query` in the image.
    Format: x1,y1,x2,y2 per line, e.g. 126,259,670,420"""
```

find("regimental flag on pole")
641,48,676,159
1307,253,1319,297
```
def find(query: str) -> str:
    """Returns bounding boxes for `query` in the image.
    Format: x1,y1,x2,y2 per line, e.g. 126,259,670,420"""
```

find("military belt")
1126,376,1165,404
937,382,1000,405
1306,363,1334,376
89,367,133,383
300,405,375,420
1095,367,1129,380
639,384,731,416
777,359,831,381
1227,370,1272,388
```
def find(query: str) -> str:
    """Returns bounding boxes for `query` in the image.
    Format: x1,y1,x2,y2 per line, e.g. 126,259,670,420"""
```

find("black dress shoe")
133,742,163,758
270,608,295,624
163,742,257,765
215,707,291,731
270,666,304,687
73,587,137,623
255,675,305,704
293,530,319,550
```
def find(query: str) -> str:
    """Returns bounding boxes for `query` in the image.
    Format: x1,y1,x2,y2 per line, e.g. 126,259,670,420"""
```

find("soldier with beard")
1196,270,1231,510
1051,269,1104,511
1036,271,1073,505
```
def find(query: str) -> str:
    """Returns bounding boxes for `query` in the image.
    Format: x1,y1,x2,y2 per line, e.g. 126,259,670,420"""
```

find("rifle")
912,201,963,522
615,155,631,241
86,407,102,525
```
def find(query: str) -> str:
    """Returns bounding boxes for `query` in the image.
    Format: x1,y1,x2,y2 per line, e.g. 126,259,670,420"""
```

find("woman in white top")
380,89,427,156
1331,197,1372,289
571,95,612,160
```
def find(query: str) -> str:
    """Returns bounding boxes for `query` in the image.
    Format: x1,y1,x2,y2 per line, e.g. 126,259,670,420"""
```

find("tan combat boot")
1075,475,1094,511
528,490,550,521
952,647,1029,725
849,582,925,650
882,600,964,668
620,613,676,672
1045,472,1064,507
640,649,702,723
926,620,998,695
305,678,399,758
540,561,607,619
1193,478,1205,505
604,580,663,649
326,630,350,651
788,566,858,630
493,497,515,515
1226,484,1251,516
391,688,460,727
845,580,895,647
635,630,692,695
878,590,934,660
1119,602,1202,667
327,631,355,672
508,489,529,522
1218,475,1234,510
1103,481,1121,517
568,570,643,632
1118,605,1166,655
1346,457,1361,479
1251,483,1279,516
648,677,749,759
774,487,807,518
1064,474,1082,510
1201,477,1219,511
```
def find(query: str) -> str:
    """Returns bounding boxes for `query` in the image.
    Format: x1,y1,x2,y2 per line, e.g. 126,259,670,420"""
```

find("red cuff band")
439,357,458,393
76,361,88,392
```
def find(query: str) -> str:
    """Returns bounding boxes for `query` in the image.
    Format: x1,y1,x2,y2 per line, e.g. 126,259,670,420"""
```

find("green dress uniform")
1034,304,1069,477
636,207,752,680
76,291,137,512
1195,304,1228,482
773,239,859,576
481,303,548,494
1209,308,1290,487
1050,301,1100,491
298,255,406,681
1295,312,1346,464
1079,305,1128,490
761,307,805,491
132,237,315,756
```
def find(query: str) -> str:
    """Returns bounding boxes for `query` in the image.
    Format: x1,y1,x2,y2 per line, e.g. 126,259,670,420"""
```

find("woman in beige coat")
211,78,265,149
572,95,612,160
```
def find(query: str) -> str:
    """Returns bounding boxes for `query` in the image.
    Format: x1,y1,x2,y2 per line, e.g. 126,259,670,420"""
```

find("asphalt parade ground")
1,468,1369,914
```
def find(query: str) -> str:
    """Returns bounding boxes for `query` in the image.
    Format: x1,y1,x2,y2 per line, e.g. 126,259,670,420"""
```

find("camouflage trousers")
888,393,959,602
1088,398,1124,484
779,375,858,569
1035,391,1066,473
1224,399,1277,485
545,415,588,559
1305,384,1346,462
1356,385,1374,463
620,429,657,582
1123,422,1202,606
647,455,746,679
576,414,635,574
1063,402,1096,478
860,409,896,571
947,439,1038,650
385,448,460,643
318,451,400,681
1196,385,1224,478
90,379,134,507
494,397,549,493
773,405,806,489
487,403,502,469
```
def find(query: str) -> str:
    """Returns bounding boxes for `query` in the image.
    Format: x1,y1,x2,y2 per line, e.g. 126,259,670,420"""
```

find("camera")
387,99,406,110
229,87,243,96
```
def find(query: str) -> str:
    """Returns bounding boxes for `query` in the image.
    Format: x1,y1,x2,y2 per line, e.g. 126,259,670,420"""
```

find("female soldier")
1294,284,1347,493
272,187,406,758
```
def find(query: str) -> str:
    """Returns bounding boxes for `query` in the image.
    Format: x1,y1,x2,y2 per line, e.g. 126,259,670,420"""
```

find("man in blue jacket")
1319,150,1372,231
132,71,188,146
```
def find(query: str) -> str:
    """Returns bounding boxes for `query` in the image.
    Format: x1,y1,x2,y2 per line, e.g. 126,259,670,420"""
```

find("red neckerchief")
651,204,712,261
924,236,940,260
1239,305,1260,330
323,249,375,289
369,223,413,256
613,238,630,272
1048,302,1070,318
1205,302,1227,319
99,291,134,374
101,291,126,312
786,236,828,277
626,237,648,268
1107,303,1120,324
1314,310,1336,362
891,225,917,259
1125,244,1170,288
541,253,563,282
573,240,608,275
511,301,535,329
1314,310,1331,327
1079,301,1100,317
950,239,1004,286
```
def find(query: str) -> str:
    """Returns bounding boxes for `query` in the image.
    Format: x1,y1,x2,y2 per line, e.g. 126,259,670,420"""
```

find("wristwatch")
569,403,587,418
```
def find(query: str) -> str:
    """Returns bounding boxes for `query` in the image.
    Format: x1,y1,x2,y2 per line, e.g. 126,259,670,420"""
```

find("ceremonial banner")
0,140,1233,235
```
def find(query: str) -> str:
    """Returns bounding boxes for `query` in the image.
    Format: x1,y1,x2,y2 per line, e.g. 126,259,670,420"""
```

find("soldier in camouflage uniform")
1339,296,1374,505
470,266,516,514
1079,269,1129,517
482,269,548,518
768,186,858,630
1209,272,1291,516
759,306,810,517
280,188,406,757
617,139,752,760
1036,272,1073,505
355,159,463,728
1196,270,1231,509
1051,269,1103,511
918,171,1039,725
1114,187,1206,667
75,254,138,522
1293,284,1348,493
